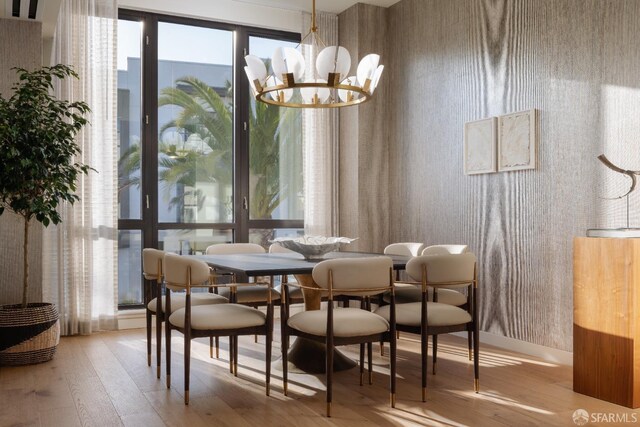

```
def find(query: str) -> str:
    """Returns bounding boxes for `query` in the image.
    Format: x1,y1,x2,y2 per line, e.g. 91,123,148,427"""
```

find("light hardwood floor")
1,327,638,426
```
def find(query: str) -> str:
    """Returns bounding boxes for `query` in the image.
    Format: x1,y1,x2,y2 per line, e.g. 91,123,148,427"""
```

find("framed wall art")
498,109,537,171
464,117,497,175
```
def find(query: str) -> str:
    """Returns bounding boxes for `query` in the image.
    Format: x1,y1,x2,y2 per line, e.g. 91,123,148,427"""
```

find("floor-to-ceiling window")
117,10,303,307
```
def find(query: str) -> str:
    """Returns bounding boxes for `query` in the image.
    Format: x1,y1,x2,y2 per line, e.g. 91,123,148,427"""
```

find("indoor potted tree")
0,64,91,365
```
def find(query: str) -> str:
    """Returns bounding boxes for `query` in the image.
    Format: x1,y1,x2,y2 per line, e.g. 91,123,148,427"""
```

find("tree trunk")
22,217,29,308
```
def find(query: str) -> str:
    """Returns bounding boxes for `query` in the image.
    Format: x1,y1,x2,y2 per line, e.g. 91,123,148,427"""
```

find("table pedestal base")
272,337,356,374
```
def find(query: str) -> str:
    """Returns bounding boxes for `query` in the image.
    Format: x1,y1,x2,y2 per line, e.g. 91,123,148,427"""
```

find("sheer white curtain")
301,11,340,236
42,0,118,335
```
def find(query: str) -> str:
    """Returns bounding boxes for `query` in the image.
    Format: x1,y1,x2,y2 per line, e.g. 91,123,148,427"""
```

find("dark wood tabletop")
190,251,410,277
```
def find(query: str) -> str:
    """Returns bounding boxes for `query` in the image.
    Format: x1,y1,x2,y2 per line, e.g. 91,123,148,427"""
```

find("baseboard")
117,309,146,330
452,331,573,366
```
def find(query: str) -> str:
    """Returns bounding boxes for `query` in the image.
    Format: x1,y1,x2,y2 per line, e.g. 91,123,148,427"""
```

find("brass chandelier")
243,0,384,108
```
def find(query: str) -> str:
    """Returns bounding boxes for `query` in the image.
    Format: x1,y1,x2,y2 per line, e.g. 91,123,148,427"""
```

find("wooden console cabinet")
573,237,640,408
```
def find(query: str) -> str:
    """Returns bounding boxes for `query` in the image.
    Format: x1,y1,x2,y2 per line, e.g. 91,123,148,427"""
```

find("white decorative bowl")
270,236,357,260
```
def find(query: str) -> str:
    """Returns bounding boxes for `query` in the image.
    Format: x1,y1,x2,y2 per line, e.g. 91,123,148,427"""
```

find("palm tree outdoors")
118,75,302,236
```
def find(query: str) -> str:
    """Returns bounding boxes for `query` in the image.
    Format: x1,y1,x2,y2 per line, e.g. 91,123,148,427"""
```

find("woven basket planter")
0,303,60,366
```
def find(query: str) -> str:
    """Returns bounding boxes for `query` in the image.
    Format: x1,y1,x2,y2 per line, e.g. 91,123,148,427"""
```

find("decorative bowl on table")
269,236,357,260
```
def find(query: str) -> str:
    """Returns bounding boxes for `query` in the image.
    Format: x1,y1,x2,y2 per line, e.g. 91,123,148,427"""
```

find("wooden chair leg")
432,334,438,375
421,330,427,402
184,336,191,405
146,310,152,367
265,328,272,396
326,335,334,417
233,335,239,377
390,332,397,408
215,336,220,359
229,336,235,374
282,327,289,396
209,337,213,358
367,342,373,385
468,330,473,361
165,321,171,389
359,343,365,386
156,310,162,378
473,325,480,393
380,341,384,356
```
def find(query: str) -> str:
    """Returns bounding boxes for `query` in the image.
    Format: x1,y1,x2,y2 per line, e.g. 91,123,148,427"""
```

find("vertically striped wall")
340,0,640,351
338,4,389,252
0,18,43,305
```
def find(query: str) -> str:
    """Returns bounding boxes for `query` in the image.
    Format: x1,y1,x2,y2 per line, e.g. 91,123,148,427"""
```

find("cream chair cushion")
288,308,389,337
406,253,476,285
218,285,281,303
142,248,165,280
169,304,266,330
384,242,424,257
383,283,467,306
375,302,471,327
312,257,393,293
164,253,211,289
421,244,468,255
147,292,227,313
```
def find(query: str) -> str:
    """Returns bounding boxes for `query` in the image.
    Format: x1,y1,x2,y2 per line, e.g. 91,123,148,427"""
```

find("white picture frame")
464,117,497,175
498,109,537,172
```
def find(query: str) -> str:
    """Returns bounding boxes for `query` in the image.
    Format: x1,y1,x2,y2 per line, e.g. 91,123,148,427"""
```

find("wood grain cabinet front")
573,237,640,409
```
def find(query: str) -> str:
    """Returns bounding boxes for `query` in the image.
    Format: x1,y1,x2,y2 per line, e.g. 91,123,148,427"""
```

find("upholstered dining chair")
142,248,227,378
421,245,471,367
385,244,469,304
375,253,479,402
382,244,471,363
163,253,274,404
281,257,397,417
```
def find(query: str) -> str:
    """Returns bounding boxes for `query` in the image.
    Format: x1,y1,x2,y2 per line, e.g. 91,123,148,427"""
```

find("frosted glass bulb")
245,55,267,82
369,65,384,94
356,53,380,87
300,79,330,104
266,76,293,102
338,76,359,102
271,47,305,81
244,66,257,95
316,46,351,82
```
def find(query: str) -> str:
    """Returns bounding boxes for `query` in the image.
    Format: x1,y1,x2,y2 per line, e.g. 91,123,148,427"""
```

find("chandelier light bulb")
316,46,351,82
272,47,306,81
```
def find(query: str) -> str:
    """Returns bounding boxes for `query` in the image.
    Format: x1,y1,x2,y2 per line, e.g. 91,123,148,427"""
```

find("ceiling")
0,0,400,47
1,0,62,39
231,0,401,14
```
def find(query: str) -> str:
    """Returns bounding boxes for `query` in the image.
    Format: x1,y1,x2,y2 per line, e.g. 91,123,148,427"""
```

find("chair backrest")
142,248,165,280
205,243,266,255
312,257,393,295
406,253,476,288
163,253,211,291
421,244,468,255
268,243,294,254
384,242,424,257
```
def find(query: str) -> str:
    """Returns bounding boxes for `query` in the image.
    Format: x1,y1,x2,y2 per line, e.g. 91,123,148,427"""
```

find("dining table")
191,250,410,373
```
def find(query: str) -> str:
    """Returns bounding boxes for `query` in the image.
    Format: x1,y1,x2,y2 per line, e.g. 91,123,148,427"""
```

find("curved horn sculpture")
597,154,640,199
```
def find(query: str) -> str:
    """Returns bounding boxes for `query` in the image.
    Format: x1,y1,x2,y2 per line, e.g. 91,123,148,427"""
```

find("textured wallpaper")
340,0,640,351
0,18,43,305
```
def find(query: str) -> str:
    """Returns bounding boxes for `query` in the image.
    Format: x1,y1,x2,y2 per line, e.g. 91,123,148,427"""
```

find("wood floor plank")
2,328,640,427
